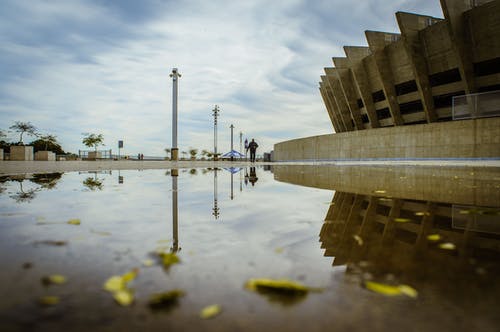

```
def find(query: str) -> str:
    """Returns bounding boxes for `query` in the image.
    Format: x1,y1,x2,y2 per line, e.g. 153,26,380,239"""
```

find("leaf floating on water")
365,281,418,298
121,268,139,283
104,276,125,292
398,285,418,298
67,219,81,225
365,281,401,296
158,252,180,269
245,278,316,295
142,259,154,267
149,290,185,310
39,296,60,306
439,242,456,250
113,289,134,306
200,304,222,319
394,218,411,223
91,229,111,236
353,235,363,246
415,212,430,217
426,234,441,241
42,274,67,286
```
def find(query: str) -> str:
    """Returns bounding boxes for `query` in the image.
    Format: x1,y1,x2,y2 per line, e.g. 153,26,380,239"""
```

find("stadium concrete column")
365,31,404,125
344,46,381,128
332,57,365,130
440,0,478,94
319,83,339,132
325,68,355,131
321,76,346,132
396,12,439,122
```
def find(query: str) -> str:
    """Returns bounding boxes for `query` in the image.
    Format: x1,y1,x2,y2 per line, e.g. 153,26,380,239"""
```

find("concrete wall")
274,117,500,161
0,149,3,161
35,151,56,161
10,146,34,161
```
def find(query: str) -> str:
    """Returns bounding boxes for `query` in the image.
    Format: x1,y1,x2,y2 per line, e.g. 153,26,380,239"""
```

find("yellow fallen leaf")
104,276,125,292
113,289,134,306
274,247,284,254
158,252,180,268
149,290,185,309
353,235,363,246
42,274,67,286
415,212,430,216
398,285,418,298
245,278,312,294
122,268,139,283
439,242,456,250
200,304,222,319
67,219,81,225
394,218,411,223
365,281,401,296
142,259,154,267
373,190,386,194
426,234,441,241
39,296,60,306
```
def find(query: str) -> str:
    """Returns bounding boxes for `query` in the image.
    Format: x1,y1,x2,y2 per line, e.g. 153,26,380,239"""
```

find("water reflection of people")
249,167,258,186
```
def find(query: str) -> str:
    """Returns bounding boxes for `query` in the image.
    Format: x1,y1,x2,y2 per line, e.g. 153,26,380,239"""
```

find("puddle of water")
0,166,499,331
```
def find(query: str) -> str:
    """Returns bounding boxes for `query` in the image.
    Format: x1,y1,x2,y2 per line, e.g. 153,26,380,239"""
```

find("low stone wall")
0,149,3,160
274,117,500,161
10,146,34,161
35,151,56,161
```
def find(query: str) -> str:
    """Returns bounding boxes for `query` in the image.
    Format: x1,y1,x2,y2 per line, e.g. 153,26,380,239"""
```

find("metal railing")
452,90,500,120
78,149,113,160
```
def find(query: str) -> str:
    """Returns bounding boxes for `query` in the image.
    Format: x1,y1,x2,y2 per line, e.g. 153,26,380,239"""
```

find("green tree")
82,133,104,152
164,148,171,160
189,148,198,160
9,121,37,144
29,137,65,154
0,129,6,141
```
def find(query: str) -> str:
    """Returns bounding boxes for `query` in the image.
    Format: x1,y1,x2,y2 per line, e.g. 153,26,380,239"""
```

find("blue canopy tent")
223,167,242,174
221,150,244,159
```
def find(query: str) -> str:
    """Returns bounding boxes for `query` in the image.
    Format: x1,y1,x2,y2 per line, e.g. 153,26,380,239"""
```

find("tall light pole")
171,168,179,252
170,68,181,161
239,131,242,159
230,124,234,162
212,168,220,219
212,105,220,161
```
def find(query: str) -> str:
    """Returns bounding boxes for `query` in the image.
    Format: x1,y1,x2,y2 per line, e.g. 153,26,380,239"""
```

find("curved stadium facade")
274,0,500,161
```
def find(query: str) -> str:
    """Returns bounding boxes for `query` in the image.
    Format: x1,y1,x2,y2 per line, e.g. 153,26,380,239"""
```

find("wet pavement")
0,166,499,331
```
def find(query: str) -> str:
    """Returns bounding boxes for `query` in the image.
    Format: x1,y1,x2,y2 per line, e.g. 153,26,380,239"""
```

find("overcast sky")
0,0,443,157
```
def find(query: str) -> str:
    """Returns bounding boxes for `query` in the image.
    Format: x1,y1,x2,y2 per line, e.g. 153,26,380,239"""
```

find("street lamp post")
170,68,181,161
230,124,234,161
239,132,242,159
212,105,220,161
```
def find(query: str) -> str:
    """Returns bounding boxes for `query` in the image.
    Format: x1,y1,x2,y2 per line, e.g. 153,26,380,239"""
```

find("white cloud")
0,0,443,156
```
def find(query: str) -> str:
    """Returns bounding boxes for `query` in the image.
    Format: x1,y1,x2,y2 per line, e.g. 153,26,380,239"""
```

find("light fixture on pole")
170,68,181,161
212,105,220,161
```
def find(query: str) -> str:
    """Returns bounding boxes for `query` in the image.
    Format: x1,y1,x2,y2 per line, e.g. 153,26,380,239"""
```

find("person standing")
248,139,258,162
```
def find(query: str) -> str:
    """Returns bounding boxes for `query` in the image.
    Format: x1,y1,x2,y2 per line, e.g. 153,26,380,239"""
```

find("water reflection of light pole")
170,68,181,161
212,105,220,161
230,172,234,200
212,168,220,219
230,124,234,161
171,168,179,252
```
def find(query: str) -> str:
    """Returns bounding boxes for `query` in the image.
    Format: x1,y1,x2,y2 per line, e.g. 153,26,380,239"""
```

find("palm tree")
189,148,198,160
10,121,37,144
82,133,104,152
